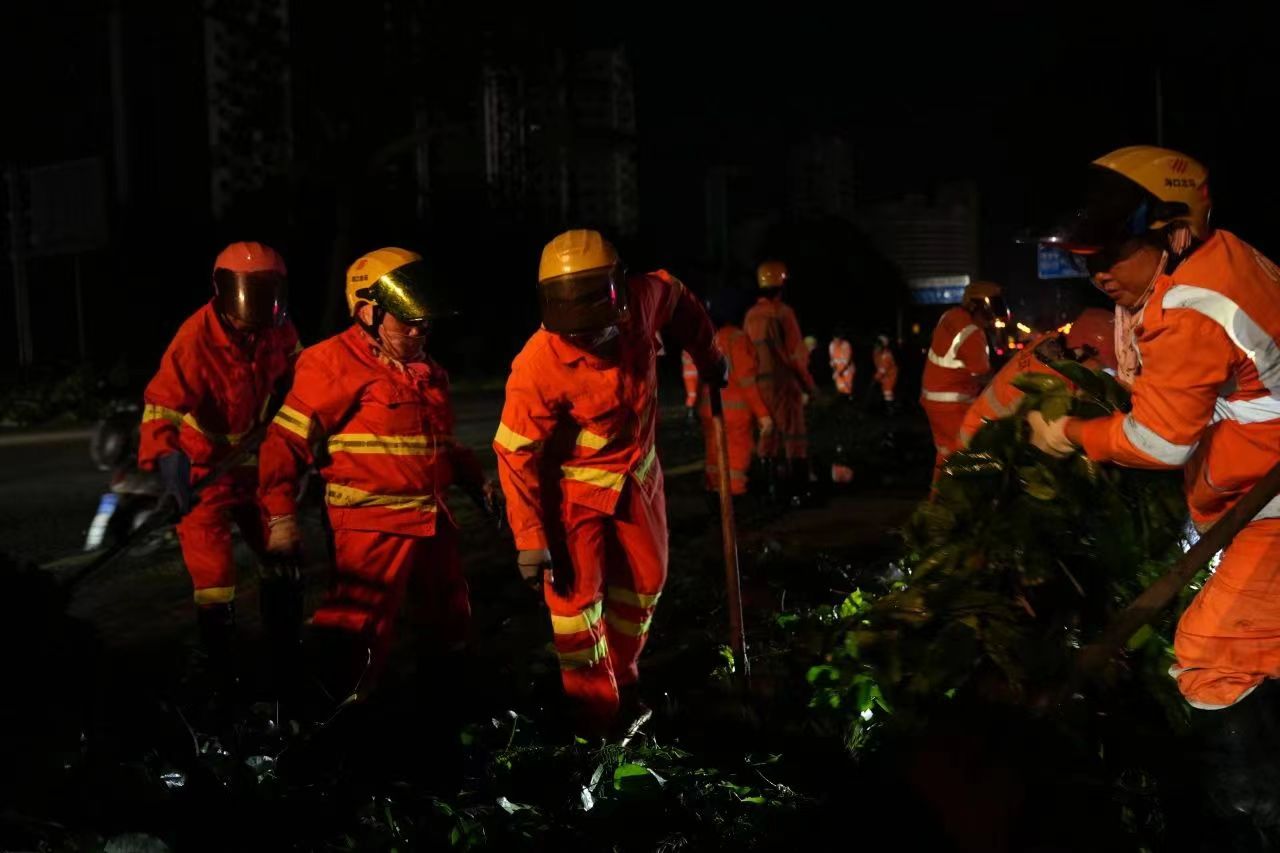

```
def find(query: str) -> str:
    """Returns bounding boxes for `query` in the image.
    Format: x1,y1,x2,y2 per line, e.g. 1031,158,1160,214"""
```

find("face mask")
1113,250,1167,386
379,325,427,362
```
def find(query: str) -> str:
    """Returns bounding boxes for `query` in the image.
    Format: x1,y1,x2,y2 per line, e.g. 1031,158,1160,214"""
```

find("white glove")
1026,411,1076,458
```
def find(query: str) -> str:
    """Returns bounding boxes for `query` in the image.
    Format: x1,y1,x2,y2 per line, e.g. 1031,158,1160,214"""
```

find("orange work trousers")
922,399,969,482
757,380,807,461
700,405,755,496
175,471,266,606
545,473,668,730
1173,518,1280,710
311,521,471,687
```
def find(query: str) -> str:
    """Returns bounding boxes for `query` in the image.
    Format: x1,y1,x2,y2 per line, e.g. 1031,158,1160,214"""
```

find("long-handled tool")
1067,459,1280,691
709,384,750,684
59,419,275,591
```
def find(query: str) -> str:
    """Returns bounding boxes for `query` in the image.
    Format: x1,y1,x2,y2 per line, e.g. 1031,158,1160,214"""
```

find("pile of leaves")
804,362,1196,742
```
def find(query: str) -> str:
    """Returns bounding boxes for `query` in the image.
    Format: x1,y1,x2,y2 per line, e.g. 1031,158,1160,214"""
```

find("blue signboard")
1037,245,1089,280
907,275,969,307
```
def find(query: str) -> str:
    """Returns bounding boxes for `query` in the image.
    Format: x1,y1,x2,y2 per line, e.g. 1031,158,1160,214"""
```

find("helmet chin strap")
1128,250,1168,314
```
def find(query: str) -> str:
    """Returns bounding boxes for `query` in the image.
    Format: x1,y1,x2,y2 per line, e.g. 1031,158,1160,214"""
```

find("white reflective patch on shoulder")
1163,285,1280,393
1214,395,1280,424
1121,413,1196,465
929,324,980,369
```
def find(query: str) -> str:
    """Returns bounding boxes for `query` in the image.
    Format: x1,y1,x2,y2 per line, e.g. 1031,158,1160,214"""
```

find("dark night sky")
4,2,1280,375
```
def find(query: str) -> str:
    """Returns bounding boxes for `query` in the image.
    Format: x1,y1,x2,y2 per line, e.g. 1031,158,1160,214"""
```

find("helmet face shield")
539,266,629,334
1043,165,1188,274
370,259,434,323
213,268,289,328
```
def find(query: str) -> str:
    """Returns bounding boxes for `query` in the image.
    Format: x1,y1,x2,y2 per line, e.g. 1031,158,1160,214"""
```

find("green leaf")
613,762,665,793
1040,394,1073,422
1012,372,1068,394
1126,624,1155,650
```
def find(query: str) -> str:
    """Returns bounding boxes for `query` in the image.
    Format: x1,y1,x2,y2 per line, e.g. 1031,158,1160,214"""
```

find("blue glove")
158,452,194,516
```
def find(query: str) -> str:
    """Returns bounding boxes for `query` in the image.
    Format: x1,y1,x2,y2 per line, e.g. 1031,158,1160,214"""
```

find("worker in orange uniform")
258,247,494,699
681,350,700,423
493,229,722,734
139,241,299,690
873,334,899,413
829,331,855,398
699,291,774,499
957,308,1116,448
745,260,816,498
920,281,1004,478
1028,147,1280,824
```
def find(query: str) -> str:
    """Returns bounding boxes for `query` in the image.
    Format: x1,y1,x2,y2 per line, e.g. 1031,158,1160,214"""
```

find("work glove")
265,514,303,578
517,548,553,593
699,356,729,389
158,452,194,516
757,415,775,437
1026,411,1076,458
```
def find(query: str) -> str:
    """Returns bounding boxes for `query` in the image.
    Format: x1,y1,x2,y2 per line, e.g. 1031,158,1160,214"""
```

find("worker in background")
1027,147,1280,825
829,329,855,398
699,290,774,503
958,307,1115,447
920,281,1005,479
745,260,817,500
493,229,722,735
681,350,700,424
258,247,495,703
139,241,300,697
873,334,899,414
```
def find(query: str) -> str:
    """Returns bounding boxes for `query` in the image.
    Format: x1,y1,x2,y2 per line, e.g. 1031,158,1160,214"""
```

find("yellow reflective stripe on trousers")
495,422,540,453
607,586,661,608
605,610,653,637
558,635,609,669
562,464,626,492
325,482,437,513
142,403,184,426
327,433,437,456
550,600,604,636
194,585,236,605
272,404,312,441
575,428,610,450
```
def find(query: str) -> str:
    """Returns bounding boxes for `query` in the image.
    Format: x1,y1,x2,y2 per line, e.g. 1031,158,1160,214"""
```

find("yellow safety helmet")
1093,146,1210,238
963,280,1001,303
1043,146,1211,271
757,260,788,290
963,280,1008,322
345,247,441,323
537,229,628,334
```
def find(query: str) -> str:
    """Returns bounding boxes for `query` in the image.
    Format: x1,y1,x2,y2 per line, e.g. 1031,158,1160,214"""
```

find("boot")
194,602,238,729
788,459,817,508
259,573,304,701
613,683,653,741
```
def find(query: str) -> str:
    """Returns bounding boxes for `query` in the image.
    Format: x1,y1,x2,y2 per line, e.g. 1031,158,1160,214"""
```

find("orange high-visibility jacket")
258,324,484,536
921,306,990,403
494,270,718,552
697,326,769,419
874,347,898,388
1077,230,1280,531
958,333,1059,447
744,298,816,395
829,337,854,394
681,351,699,407
139,302,299,473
